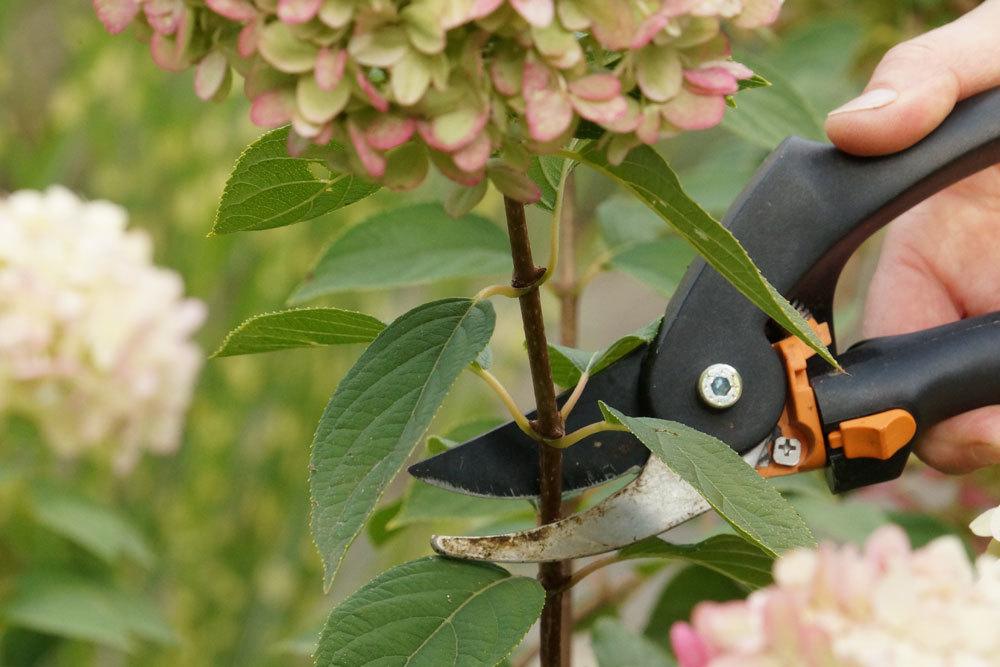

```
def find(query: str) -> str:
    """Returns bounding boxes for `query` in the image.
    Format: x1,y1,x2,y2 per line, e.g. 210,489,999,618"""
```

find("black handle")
644,87,1000,458
812,312,1000,492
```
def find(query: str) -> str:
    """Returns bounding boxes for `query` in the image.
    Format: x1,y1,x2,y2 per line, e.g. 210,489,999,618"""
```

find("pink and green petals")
237,20,261,58
567,73,620,101
662,87,727,131
259,21,319,73
195,52,232,101
354,70,390,112
93,0,140,34
149,8,193,71
205,0,258,22
418,107,488,153
144,0,185,35
348,28,409,69
347,120,387,178
390,51,432,106
277,0,323,24
318,0,354,28
510,0,554,27
382,142,430,191
250,90,296,128
487,160,541,203
364,115,417,151
297,75,351,124
451,133,492,173
684,67,740,95
636,45,682,102
735,0,784,28
524,89,573,142
315,48,348,91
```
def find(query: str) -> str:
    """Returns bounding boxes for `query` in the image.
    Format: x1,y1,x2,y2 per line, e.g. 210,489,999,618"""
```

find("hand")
825,0,1000,474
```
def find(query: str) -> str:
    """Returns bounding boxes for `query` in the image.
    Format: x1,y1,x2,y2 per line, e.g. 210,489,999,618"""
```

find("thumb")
825,0,1000,156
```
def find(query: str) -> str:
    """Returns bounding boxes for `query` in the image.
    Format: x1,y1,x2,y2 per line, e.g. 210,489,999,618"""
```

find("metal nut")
772,436,802,467
697,363,743,409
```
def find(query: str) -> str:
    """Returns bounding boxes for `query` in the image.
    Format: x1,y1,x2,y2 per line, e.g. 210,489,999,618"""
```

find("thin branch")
469,364,538,440
563,554,621,591
559,369,590,421
475,283,529,301
540,151,575,286
548,420,629,450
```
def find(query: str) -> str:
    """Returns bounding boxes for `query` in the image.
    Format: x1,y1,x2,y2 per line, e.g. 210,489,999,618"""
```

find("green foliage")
619,534,774,590
548,318,661,388
2,574,174,652
212,127,379,234
213,307,385,357
591,618,676,667
608,239,694,296
315,557,543,666
310,298,495,589
569,143,837,367
643,566,746,652
602,405,816,556
29,486,154,568
291,203,512,301
528,155,570,212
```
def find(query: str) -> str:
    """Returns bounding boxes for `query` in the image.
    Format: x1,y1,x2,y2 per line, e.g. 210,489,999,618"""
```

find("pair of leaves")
602,405,815,557
2,574,174,652
315,557,543,666
548,318,661,388
310,298,495,589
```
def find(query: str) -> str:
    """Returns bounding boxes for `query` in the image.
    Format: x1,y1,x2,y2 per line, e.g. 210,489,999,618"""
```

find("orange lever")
828,408,916,460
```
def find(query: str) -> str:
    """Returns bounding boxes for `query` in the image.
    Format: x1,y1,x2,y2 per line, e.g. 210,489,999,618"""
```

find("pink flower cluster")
95,0,781,197
671,526,1000,667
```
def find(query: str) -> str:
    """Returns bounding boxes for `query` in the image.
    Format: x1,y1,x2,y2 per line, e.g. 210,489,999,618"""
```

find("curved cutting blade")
407,347,650,498
430,444,767,562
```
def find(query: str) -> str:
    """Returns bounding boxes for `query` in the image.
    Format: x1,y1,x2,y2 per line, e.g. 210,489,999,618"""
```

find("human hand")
825,0,1000,474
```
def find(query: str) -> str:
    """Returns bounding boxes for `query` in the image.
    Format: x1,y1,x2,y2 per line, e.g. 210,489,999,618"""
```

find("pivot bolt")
773,436,802,467
697,363,742,409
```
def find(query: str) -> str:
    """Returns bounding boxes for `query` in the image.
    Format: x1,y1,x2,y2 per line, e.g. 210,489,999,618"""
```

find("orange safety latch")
758,321,919,478
757,320,831,478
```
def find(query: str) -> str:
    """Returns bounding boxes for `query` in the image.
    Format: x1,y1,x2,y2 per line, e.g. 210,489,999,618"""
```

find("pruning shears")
408,87,1000,563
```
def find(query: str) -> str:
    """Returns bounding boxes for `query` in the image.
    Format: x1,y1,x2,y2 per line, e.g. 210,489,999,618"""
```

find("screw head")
697,363,743,409
773,436,802,466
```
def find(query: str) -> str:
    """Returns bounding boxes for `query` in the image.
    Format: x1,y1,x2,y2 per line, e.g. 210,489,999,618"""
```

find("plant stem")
502,195,567,667
469,365,538,439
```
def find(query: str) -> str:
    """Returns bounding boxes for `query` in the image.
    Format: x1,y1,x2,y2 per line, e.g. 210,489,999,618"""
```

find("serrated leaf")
365,500,404,547
1,574,174,652
619,534,774,591
213,307,385,357
601,405,815,557
310,298,495,588
721,56,824,150
315,557,543,666
212,127,379,234
527,154,568,212
643,566,745,651
291,203,511,301
608,237,694,296
591,618,675,667
568,143,836,367
29,487,154,568
549,318,660,388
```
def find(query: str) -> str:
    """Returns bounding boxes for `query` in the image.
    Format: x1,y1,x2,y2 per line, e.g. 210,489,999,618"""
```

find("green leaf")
527,154,568,212
738,73,770,90
549,318,660,388
608,237,694,296
601,405,816,557
569,143,836,367
212,127,379,234
366,500,404,547
721,57,824,150
315,557,543,666
619,534,774,591
591,618,676,667
310,298,495,588
597,196,665,248
643,566,745,651
291,203,512,301
29,487,154,568
1,574,174,652
212,307,385,357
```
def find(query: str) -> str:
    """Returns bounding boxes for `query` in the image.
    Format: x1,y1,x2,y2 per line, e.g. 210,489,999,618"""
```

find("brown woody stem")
502,195,568,667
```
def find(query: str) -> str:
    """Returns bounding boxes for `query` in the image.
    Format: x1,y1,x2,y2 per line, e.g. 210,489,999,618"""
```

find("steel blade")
407,347,650,498
430,444,768,562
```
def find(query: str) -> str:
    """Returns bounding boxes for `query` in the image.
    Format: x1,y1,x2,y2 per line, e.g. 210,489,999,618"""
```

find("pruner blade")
431,443,768,562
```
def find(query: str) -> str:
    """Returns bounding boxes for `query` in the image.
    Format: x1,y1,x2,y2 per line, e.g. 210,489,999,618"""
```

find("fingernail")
828,88,899,116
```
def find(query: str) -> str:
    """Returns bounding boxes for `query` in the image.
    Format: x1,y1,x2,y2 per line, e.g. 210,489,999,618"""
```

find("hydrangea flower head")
94,0,783,199
0,187,206,473
671,525,1000,667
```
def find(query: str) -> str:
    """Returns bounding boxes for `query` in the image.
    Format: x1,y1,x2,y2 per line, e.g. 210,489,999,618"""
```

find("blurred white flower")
0,186,206,473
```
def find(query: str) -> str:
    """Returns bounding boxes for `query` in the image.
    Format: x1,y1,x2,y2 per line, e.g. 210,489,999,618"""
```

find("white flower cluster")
0,187,206,472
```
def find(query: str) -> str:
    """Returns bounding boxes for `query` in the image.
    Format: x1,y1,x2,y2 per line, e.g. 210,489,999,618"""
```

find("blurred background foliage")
0,0,994,665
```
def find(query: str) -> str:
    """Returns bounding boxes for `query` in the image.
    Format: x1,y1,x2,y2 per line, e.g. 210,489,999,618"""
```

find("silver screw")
772,437,802,467
697,363,743,409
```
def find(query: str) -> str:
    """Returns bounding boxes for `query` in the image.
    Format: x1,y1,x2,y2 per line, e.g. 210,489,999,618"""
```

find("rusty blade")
430,444,768,562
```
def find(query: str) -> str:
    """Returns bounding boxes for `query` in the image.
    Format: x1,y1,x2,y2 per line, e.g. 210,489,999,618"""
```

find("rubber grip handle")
811,312,1000,492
